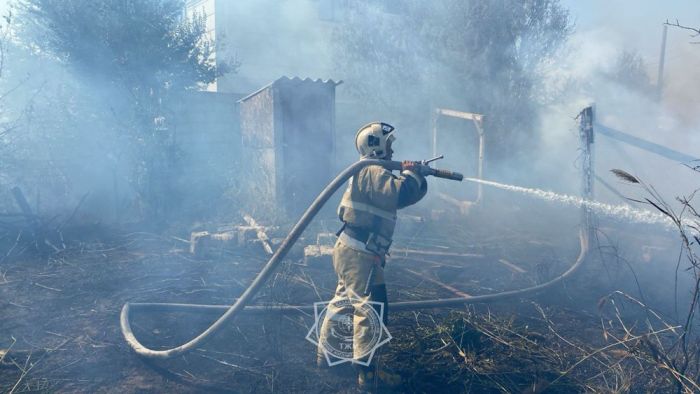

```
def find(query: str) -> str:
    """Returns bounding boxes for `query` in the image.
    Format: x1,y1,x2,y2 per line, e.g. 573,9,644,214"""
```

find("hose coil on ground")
120,159,589,359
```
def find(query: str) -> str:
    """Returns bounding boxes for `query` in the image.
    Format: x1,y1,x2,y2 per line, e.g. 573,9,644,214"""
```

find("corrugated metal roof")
238,76,342,103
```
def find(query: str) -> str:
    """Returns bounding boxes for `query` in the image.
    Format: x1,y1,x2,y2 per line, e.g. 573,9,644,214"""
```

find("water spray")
463,177,696,234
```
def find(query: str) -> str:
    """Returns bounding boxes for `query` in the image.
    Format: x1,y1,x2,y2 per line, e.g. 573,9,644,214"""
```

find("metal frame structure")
431,108,485,203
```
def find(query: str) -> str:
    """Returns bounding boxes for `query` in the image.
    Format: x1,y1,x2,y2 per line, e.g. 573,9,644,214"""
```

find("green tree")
14,0,232,223
17,0,221,90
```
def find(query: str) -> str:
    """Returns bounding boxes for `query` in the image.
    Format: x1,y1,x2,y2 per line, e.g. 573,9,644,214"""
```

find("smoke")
3,3,700,387
517,3,700,316
212,0,335,94
0,39,134,220
522,8,700,202
0,0,244,227
2,0,699,235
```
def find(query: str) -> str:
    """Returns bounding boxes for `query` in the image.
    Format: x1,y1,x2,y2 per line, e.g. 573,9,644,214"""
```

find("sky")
561,0,700,75
557,0,700,134
2,0,697,62
2,0,696,82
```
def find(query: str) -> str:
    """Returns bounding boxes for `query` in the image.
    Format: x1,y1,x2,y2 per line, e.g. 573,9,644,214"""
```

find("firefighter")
318,122,428,389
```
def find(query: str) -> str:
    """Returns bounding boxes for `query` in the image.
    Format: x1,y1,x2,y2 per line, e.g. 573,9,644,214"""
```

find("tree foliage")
17,0,222,90
333,0,571,162
9,0,231,223
606,50,655,97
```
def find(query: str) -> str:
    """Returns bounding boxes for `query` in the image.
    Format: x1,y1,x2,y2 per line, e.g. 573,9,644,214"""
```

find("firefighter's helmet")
354,122,396,159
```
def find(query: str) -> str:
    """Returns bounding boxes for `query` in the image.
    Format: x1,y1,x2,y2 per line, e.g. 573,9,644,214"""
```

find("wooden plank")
498,258,526,274
243,214,274,255
403,268,471,298
391,248,483,259
436,108,483,122
389,255,464,269
436,192,473,214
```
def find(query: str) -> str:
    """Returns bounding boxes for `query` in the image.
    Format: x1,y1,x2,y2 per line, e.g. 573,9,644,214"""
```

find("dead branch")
57,192,90,231
665,19,700,36
497,258,527,273
0,336,16,366
551,326,681,386
11,187,39,234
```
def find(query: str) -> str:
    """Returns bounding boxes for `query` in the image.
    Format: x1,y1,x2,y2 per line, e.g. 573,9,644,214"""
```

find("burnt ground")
0,196,687,393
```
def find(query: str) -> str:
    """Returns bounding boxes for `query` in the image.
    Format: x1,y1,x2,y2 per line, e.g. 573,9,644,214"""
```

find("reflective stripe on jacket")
338,164,427,243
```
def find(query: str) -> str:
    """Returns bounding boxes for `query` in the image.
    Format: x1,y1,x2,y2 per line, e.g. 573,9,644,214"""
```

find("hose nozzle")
429,168,463,181
417,154,463,181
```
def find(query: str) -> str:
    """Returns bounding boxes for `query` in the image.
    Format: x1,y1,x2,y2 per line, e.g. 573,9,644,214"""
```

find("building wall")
170,90,242,219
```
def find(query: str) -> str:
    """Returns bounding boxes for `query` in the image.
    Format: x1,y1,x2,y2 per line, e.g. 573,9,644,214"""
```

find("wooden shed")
239,77,338,217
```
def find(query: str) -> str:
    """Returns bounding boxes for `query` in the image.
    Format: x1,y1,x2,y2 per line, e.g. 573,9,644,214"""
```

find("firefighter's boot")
358,367,402,390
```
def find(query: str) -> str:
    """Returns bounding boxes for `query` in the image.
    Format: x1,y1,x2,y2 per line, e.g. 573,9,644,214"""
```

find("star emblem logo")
305,289,392,367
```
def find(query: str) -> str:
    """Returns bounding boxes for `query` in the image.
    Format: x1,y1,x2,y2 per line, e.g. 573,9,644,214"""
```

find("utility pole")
656,23,668,102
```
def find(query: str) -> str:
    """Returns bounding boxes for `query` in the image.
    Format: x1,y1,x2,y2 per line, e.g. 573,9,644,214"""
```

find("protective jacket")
337,165,427,256
316,164,427,366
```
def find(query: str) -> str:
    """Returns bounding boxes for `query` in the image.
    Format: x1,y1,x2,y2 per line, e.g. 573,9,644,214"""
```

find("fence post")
579,105,595,238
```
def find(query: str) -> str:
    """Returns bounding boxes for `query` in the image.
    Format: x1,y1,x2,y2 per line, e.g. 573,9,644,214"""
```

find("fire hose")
120,159,589,359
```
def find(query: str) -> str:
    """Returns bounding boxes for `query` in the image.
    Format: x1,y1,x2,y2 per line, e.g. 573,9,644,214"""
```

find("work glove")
401,161,432,176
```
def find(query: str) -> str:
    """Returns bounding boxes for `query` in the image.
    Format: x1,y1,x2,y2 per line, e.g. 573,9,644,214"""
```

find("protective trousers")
317,238,388,366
